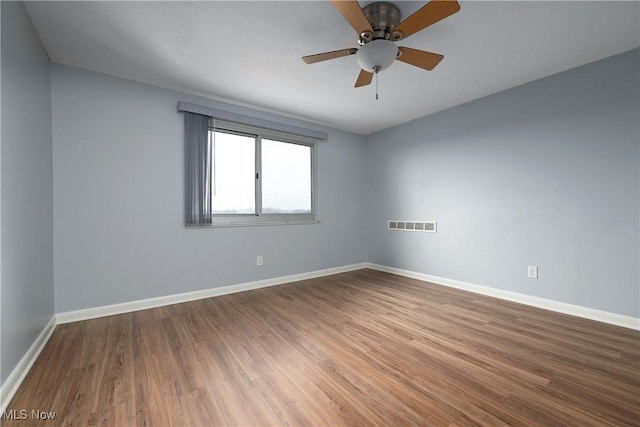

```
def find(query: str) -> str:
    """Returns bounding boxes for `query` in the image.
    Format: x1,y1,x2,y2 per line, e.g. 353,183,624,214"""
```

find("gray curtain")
185,112,211,225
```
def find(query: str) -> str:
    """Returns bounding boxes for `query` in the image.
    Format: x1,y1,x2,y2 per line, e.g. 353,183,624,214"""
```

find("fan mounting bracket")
361,2,402,43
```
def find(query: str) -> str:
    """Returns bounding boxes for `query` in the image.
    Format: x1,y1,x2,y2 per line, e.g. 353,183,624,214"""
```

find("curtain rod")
177,101,327,141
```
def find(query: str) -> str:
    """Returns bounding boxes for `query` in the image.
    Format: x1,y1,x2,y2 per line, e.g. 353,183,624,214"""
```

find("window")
208,120,317,225
181,103,325,227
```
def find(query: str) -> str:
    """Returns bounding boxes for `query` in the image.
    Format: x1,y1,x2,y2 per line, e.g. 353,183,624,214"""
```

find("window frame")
208,119,319,227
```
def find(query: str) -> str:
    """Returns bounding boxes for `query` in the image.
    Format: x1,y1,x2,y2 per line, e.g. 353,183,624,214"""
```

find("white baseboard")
366,263,640,331
56,263,368,324
0,315,56,413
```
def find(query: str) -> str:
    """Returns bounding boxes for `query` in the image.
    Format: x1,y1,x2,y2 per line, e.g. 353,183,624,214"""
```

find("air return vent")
388,220,437,233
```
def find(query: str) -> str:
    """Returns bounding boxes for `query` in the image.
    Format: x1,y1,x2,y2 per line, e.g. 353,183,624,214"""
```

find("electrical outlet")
528,265,538,279
256,256,263,266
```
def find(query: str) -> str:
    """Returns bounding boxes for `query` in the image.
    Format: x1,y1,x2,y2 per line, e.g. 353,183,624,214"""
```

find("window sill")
186,220,321,229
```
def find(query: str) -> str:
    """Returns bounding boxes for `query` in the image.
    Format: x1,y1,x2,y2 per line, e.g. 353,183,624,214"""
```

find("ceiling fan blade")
330,0,374,35
396,47,444,71
391,0,460,40
355,69,374,87
302,48,357,64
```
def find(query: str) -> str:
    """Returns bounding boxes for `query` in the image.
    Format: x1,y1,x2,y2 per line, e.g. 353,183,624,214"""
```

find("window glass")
211,131,255,214
261,139,312,214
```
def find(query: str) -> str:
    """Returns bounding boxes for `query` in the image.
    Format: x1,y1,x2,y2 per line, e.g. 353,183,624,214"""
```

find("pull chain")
373,65,381,101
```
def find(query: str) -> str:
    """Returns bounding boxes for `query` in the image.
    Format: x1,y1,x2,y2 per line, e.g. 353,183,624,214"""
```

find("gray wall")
366,49,639,318
50,51,640,318
51,64,367,313
1,2,55,384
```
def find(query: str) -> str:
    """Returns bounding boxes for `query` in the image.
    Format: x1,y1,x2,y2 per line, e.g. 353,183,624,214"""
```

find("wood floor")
5,269,640,426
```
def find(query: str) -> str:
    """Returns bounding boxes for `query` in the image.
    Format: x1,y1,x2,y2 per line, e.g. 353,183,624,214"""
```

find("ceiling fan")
302,0,460,90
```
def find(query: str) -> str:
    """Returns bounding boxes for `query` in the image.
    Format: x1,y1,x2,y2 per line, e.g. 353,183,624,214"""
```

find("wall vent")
388,220,437,233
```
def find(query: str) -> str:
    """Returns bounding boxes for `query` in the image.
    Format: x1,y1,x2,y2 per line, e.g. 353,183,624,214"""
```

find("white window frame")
209,119,319,227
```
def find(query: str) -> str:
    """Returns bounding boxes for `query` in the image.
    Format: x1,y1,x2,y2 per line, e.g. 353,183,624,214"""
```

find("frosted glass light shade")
356,39,398,72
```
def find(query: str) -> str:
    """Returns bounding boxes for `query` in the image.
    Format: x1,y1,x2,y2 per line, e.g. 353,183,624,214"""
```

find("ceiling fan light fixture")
356,39,398,73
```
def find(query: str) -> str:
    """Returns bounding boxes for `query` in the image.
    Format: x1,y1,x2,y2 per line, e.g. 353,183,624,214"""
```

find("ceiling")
25,1,639,135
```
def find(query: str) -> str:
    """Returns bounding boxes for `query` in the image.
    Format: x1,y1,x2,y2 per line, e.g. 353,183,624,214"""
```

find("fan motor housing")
361,2,402,43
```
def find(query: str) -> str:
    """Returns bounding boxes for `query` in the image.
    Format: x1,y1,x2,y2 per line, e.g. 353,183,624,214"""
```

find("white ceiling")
25,1,639,135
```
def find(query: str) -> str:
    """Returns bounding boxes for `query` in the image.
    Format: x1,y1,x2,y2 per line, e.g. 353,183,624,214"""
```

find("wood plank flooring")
4,269,640,426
